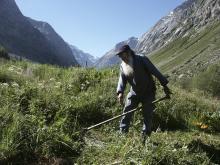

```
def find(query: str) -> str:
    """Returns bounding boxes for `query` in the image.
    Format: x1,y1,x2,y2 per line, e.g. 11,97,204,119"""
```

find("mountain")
27,18,78,66
136,0,220,55
68,44,97,67
0,0,78,67
95,37,138,68
96,0,220,74
140,0,220,80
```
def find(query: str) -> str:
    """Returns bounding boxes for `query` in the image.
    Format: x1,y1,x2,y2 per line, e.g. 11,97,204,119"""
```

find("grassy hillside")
0,58,220,164
149,22,220,76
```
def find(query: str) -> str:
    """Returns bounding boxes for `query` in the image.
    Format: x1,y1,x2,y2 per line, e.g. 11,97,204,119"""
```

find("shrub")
190,63,220,97
0,47,10,60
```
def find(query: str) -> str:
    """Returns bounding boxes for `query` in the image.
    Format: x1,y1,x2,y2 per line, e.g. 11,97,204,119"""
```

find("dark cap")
115,44,131,55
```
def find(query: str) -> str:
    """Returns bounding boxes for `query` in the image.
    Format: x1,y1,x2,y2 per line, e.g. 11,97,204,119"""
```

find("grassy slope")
0,59,220,164
78,22,220,164
149,22,220,76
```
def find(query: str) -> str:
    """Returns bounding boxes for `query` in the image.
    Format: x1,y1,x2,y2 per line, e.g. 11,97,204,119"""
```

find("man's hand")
117,93,124,105
163,86,172,99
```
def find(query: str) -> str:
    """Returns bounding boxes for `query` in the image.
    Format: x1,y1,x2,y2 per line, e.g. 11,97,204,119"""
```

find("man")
116,44,171,140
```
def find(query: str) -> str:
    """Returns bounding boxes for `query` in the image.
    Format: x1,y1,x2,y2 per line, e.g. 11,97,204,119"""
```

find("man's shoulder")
134,53,148,61
135,53,145,57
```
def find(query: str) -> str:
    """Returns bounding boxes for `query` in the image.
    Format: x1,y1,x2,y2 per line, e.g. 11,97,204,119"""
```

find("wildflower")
42,126,48,131
194,122,202,126
182,145,188,149
8,66,23,74
81,83,86,90
8,67,14,71
56,82,62,86
200,124,208,129
11,82,19,88
172,149,177,152
38,83,44,88
2,83,9,87
85,80,90,85
16,67,23,73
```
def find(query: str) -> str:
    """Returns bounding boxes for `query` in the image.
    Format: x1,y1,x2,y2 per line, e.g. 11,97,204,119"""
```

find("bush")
0,47,10,60
190,63,220,97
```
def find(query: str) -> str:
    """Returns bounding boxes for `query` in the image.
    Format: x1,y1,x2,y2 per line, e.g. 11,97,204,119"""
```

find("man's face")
118,51,130,63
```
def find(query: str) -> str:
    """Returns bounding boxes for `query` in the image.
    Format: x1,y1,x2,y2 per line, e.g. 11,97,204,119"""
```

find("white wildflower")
11,82,19,88
8,66,23,74
85,80,90,85
38,83,44,88
182,145,188,149
2,83,9,87
56,82,61,86
172,149,177,152
8,67,14,71
42,126,48,131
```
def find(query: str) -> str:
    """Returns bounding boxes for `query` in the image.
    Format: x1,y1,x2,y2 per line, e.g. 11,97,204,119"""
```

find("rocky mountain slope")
0,0,78,67
69,44,97,67
136,0,220,54
97,0,220,70
95,37,138,68
145,0,220,81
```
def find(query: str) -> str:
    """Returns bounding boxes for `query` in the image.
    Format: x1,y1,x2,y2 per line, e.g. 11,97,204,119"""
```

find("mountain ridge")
96,0,220,71
27,17,78,66
0,0,78,67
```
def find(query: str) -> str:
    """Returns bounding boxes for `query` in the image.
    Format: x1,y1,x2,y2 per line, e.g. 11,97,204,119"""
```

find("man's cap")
115,44,131,56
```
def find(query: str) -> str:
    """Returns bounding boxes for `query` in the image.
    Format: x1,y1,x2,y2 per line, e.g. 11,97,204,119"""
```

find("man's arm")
142,56,168,86
142,56,171,97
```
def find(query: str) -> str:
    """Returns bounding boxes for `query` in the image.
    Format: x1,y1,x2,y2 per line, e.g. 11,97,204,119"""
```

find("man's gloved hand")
117,93,124,105
163,86,172,99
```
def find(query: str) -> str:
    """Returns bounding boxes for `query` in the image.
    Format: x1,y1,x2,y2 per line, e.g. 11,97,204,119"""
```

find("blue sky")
15,0,185,57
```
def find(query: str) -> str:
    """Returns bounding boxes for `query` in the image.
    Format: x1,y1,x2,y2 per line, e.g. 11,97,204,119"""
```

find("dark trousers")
120,93,155,135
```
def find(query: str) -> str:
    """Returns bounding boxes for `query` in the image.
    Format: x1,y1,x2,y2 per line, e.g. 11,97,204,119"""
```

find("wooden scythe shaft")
85,96,168,131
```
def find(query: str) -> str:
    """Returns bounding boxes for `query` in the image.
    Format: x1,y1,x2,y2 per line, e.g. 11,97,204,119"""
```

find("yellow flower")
194,122,202,126
200,124,208,129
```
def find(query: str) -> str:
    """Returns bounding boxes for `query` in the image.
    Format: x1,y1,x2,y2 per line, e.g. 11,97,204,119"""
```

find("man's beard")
121,55,134,77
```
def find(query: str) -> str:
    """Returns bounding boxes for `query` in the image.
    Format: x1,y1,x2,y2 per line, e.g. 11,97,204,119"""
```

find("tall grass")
0,59,219,164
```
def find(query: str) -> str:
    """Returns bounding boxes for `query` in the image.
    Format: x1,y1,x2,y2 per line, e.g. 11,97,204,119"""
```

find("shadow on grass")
0,147,82,165
188,139,220,164
0,154,74,165
152,112,188,131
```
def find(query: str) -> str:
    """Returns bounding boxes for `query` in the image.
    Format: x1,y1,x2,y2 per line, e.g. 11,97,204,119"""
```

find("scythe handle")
84,95,168,131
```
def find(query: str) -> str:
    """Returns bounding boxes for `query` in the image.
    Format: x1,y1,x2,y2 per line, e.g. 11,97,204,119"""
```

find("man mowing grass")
116,44,171,143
